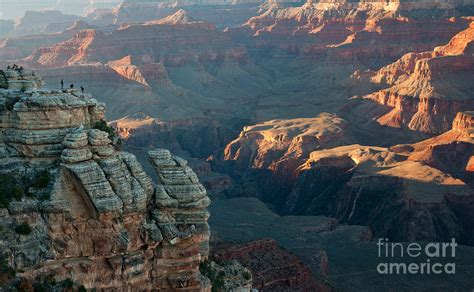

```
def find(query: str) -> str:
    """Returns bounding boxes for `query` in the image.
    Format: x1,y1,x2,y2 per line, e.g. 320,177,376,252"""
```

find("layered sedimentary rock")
356,20,474,133
212,239,330,291
28,10,247,68
223,113,352,177
209,197,373,290
393,111,474,186
115,0,261,28
0,21,102,61
291,142,473,243
0,68,212,290
220,110,474,244
240,0,473,63
5,10,82,37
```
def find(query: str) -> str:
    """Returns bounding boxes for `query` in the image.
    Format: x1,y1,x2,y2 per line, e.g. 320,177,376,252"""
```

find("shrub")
199,260,225,292
0,173,17,208
0,70,8,89
0,254,15,277
93,120,117,141
33,170,50,189
12,186,25,201
4,96,19,111
15,223,32,235
62,278,73,289
32,275,56,292
78,285,87,292
243,270,251,281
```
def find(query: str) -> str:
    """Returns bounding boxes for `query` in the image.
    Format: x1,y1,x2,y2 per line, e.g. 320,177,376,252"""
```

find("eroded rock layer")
220,110,474,244
355,20,474,133
0,68,211,291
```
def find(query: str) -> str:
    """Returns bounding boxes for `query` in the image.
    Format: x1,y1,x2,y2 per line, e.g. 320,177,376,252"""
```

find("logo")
376,238,457,275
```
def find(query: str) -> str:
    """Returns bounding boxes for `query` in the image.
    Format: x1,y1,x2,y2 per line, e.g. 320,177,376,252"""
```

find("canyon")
0,0,473,290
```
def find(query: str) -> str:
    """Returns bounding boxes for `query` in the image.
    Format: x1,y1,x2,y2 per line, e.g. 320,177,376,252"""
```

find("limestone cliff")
0,68,212,291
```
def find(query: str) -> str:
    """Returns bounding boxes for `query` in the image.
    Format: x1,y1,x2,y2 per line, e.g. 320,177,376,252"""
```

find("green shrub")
32,275,56,292
0,173,17,208
4,96,19,111
12,186,25,201
0,70,8,89
33,170,50,189
62,278,73,289
200,260,225,292
93,120,117,141
243,270,251,281
0,254,15,277
15,223,32,235
78,285,87,292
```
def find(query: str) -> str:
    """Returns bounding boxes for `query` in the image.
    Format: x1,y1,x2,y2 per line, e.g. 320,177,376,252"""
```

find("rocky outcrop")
0,21,102,61
288,143,473,244
6,10,82,37
115,0,261,28
212,239,330,291
0,68,211,290
358,21,474,133
391,111,474,186
28,13,247,68
223,113,353,178
0,20,14,37
220,110,474,244
240,0,473,62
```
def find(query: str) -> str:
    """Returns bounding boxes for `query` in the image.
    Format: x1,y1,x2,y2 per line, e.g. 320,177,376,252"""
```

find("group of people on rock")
7,64,23,71
60,79,85,93
6,65,86,93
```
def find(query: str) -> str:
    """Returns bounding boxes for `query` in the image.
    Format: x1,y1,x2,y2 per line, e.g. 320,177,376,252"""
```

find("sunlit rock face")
219,109,474,244
223,113,353,177
352,21,474,134
0,69,211,290
28,10,247,68
238,0,474,64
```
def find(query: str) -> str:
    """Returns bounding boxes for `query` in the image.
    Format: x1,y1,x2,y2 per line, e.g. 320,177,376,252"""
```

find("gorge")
0,0,473,290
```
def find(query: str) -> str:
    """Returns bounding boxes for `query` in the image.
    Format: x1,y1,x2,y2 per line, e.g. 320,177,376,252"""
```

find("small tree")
15,223,32,236
93,120,117,141
33,170,50,189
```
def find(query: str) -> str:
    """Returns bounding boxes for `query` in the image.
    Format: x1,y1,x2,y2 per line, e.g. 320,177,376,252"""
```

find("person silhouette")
61,79,64,90
80,86,84,93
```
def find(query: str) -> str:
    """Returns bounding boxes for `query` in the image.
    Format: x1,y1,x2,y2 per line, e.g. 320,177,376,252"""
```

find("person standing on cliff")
61,79,64,90
80,86,84,93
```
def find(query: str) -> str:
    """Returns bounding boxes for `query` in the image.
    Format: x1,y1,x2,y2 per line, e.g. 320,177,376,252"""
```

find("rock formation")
355,20,474,133
220,110,474,244
212,239,330,291
114,0,262,28
0,68,212,290
240,0,473,62
223,113,353,177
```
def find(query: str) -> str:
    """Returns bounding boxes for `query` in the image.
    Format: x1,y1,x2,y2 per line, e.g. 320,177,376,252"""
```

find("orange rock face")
239,1,473,63
29,11,247,68
360,22,474,133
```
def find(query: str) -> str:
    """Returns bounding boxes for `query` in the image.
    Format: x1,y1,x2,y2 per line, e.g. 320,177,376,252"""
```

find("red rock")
212,239,331,291
361,23,474,133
